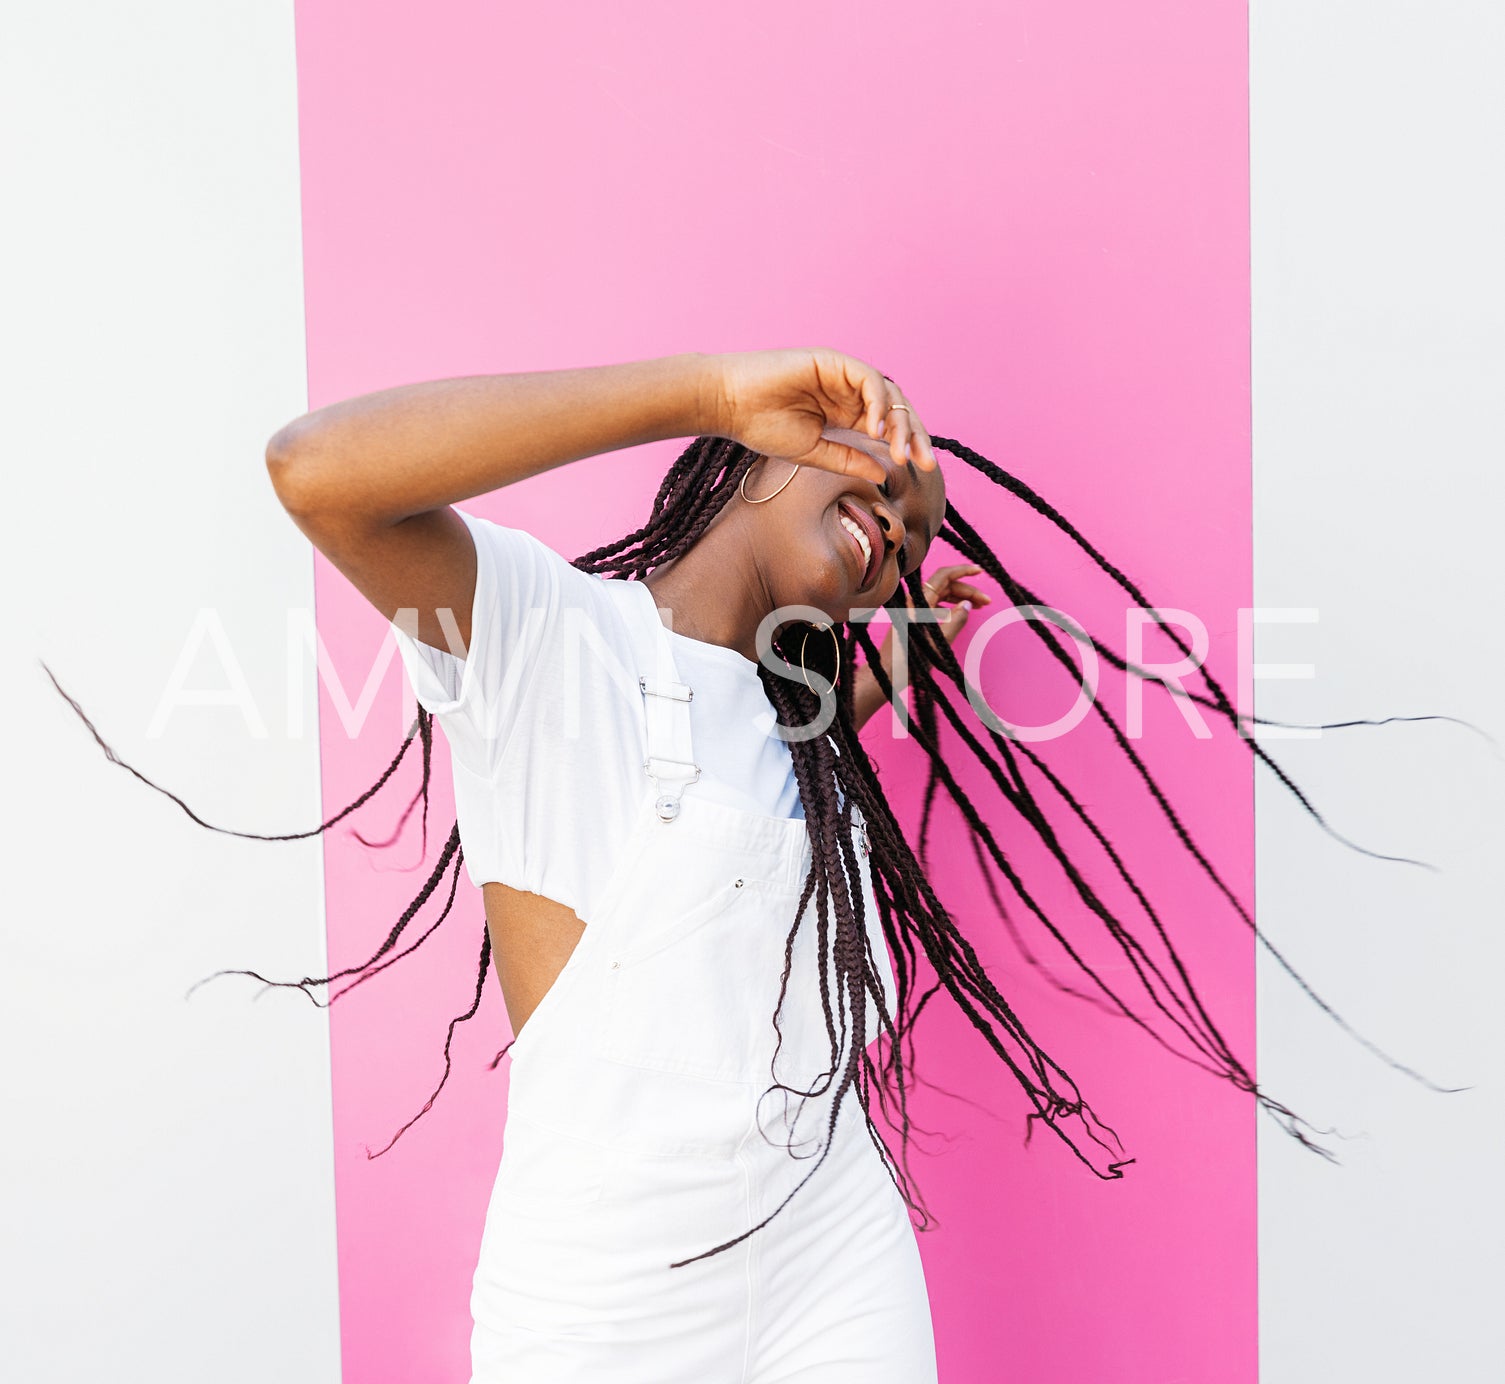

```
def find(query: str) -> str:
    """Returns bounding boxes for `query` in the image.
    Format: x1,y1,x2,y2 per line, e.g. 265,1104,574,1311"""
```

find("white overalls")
469,582,939,1383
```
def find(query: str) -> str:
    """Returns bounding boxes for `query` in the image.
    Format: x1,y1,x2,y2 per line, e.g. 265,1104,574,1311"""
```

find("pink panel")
293,2,1254,1380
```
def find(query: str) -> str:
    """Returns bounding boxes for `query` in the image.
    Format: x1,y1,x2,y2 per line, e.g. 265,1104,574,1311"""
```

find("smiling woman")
633,418,949,665
45,347,1449,1384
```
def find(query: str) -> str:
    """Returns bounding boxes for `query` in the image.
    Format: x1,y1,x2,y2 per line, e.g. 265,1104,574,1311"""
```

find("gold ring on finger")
888,403,912,414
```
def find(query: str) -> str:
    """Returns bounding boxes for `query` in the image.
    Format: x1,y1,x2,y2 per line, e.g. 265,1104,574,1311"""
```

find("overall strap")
640,674,697,821
624,581,699,823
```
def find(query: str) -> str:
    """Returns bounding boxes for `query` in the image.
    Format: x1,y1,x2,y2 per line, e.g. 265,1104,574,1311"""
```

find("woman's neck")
641,522,772,662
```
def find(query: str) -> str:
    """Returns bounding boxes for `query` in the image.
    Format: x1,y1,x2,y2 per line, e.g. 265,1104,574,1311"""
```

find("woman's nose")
875,503,906,556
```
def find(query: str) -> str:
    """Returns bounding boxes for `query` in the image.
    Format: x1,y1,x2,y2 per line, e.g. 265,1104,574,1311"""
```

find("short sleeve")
388,507,562,769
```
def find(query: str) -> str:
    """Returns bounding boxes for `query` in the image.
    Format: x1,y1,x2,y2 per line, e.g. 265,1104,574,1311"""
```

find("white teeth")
839,513,872,574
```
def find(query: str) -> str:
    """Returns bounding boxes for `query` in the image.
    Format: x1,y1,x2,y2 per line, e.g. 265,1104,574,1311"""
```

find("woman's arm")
267,353,720,530
264,354,721,649
263,348,916,652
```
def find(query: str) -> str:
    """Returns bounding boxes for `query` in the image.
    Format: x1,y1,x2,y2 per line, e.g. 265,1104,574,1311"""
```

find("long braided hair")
41,431,1469,1268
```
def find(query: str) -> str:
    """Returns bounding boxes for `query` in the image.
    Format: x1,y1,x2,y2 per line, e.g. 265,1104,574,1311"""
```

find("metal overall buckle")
644,756,701,821
639,676,699,822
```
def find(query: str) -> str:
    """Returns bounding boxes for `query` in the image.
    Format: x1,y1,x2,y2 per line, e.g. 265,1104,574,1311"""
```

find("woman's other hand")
707,348,938,484
850,563,991,730
913,564,990,639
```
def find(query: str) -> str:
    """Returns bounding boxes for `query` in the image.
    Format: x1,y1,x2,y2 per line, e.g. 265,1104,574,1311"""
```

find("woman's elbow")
265,418,327,519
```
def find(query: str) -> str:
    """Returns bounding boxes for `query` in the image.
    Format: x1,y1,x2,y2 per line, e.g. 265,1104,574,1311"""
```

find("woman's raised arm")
263,353,721,650
263,348,922,651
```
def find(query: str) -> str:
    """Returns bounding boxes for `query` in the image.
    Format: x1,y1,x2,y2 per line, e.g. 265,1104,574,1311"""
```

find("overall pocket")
596,874,772,1084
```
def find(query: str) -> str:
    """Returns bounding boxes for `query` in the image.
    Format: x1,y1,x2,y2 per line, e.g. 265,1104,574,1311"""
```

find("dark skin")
647,425,988,730
646,429,947,656
264,349,988,1038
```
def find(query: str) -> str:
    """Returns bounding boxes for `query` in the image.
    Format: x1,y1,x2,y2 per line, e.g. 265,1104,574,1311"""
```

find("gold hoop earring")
739,460,800,504
799,622,841,693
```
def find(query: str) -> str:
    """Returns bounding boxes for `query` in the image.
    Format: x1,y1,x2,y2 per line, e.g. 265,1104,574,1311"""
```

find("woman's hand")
851,563,991,730
706,348,938,484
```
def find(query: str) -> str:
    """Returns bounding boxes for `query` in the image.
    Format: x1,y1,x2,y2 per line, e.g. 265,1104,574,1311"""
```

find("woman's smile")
834,498,884,590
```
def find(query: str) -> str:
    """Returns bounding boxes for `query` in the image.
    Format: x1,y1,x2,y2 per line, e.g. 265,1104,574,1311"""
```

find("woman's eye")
877,480,890,498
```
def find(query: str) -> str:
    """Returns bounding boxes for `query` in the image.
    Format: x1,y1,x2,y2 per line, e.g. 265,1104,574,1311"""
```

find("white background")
1252,2,1504,1380
0,4,340,1381
2,2,1501,1380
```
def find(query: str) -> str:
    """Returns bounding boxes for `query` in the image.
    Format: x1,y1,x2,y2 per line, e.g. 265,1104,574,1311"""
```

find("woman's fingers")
884,402,913,469
937,580,989,606
805,434,886,484
913,562,991,642
921,564,988,603
939,602,973,639
859,365,889,443
719,350,938,482
878,375,938,471
908,411,938,471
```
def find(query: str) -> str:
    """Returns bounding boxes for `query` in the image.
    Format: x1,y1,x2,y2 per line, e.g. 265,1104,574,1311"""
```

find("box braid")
577,434,1461,1265
42,431,1471,1264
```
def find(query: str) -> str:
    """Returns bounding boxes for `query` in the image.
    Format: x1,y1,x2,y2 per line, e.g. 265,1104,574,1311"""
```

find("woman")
266,348,967,1380
47,346,1429,1381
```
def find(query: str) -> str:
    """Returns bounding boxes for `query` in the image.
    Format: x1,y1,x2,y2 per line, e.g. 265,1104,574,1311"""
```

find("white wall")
1252,3,1505,1380
0,4,341,1380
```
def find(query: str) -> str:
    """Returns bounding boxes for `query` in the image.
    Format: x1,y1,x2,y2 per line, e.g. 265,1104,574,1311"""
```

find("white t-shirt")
389,507,805,916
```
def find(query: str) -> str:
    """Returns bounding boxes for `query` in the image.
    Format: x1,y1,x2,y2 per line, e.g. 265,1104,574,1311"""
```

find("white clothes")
468,575,932,1382
388,506,804,913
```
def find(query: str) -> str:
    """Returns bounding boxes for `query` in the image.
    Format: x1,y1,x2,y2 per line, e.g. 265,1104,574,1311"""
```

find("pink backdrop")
295,2,1255,1379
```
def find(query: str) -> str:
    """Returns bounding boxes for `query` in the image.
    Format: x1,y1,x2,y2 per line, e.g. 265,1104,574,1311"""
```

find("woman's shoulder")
460,515,655,686
458,509,634,620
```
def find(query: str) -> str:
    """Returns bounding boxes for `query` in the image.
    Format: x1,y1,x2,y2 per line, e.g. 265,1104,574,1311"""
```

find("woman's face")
742,426,948,623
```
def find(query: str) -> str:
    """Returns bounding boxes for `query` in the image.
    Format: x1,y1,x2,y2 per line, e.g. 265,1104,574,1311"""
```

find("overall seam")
735,1131,757,1384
